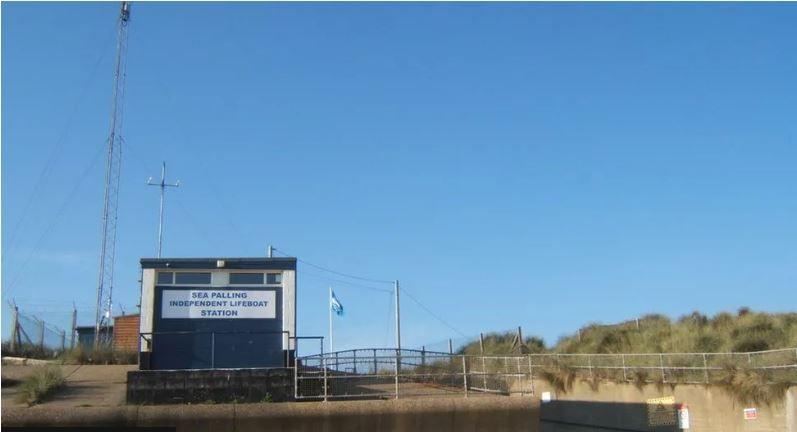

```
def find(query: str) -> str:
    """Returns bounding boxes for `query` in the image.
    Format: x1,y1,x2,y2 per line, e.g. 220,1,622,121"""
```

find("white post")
395,280,401,379
528,355,535,395
394,280,401,351
462,355,469,397
328,286,334,353
322,356,328,402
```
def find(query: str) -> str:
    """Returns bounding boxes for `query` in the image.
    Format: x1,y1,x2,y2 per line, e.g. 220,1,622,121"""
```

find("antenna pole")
94,1,131,349
148,161,180,258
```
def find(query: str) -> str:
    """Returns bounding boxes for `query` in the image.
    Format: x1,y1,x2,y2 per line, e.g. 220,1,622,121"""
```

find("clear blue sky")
2,2,796,351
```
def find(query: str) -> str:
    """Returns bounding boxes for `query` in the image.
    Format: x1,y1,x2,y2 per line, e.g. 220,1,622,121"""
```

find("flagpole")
329,286,333,353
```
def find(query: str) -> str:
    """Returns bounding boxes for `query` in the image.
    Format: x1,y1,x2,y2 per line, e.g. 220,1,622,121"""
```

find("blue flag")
330,290,344,316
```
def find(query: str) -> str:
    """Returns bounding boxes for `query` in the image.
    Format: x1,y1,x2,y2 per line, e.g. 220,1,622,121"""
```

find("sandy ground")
2,364,136,408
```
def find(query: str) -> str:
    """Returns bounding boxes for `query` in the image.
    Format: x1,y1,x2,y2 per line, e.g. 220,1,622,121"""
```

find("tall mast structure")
94,1,131,348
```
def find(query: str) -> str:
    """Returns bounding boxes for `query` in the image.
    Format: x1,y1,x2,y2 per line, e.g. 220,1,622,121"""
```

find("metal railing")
295,348,797,400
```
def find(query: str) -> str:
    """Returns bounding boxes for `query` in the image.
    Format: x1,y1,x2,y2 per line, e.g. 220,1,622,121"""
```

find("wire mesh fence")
3,305,72,358
295,348,797,400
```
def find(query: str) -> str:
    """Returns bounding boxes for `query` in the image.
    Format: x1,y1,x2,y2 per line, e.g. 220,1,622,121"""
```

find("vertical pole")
373,348,378,374
328,286,333,353
60,331,66,352
147,162,180,259
621,354,627,381
479,333,486,389
268,245,273,258
462,355,468,397
353,350,357,374
702,353,709,383
394,280,401,351
528,355,535,396
516,357,522,395
588,355,593,379
39,318,45,350
9,305,19,353
294,346,299,400
322,357,328,402
448,339,453,355
156,163,165,258
422,346,426,368
394,348,400,399
70,306,77,349
394,280,401,381
517,326,523,349
211,332,215,369
659,353,666,383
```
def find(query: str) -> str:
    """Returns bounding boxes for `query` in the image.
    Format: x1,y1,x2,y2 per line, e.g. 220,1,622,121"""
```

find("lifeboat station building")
138,257,297,370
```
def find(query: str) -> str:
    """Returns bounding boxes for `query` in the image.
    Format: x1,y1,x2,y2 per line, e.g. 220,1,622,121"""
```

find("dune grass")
59,345,137,365
15,365,65,406
457,308,797,355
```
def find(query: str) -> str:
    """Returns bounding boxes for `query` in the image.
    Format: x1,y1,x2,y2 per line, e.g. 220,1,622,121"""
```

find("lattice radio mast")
94,1,131,348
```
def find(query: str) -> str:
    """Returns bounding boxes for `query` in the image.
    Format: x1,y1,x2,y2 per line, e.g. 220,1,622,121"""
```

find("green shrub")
15,366,65,405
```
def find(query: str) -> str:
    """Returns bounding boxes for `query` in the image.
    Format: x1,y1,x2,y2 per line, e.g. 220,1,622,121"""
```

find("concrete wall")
527,378,797,432
127,368,294,404
2,396,540,432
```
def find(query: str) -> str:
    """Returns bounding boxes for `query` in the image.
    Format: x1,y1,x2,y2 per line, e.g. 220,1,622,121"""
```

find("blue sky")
2,2,796,351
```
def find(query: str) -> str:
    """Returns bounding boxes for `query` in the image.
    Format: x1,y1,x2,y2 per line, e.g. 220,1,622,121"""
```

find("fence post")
449,339,453,355
373,348,378,374
60,331,66,352
38,318,45,350
516,357,522,395
70,307,77,349
335,351,339,372
293,346,299,400
353,350,357,374
323,356,328,402
621,354,627,381
9,305,19,353
462,355,468,397
528,355,535,396
702,353,709,383
659,354,666,383
588,355,594,379
422,346,426,368
479,332,487,389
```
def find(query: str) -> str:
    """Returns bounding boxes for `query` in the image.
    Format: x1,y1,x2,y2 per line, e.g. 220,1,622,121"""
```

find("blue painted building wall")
140,258,297,370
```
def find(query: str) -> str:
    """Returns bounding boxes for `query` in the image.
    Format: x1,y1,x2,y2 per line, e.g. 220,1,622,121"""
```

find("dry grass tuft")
715,364,792,406
539,362,577,394
15,366,65,406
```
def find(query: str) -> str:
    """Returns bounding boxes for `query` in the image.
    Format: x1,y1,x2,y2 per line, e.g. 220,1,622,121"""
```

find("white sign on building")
161,290,276,319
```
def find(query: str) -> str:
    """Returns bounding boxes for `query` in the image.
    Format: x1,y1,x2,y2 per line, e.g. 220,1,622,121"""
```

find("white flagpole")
329,286,334,353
